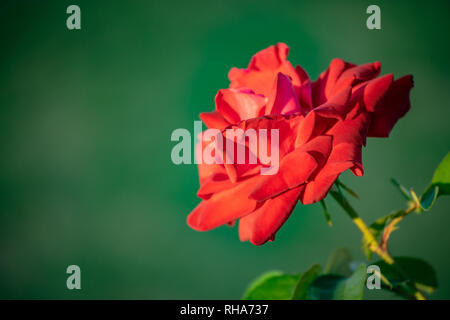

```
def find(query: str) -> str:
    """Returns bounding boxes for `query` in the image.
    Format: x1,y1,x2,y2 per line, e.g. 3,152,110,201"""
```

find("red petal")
295,66,313,112
312,58,351,106
351,74,393,112
249,42,290,70
312,60,381,107
187,177,259,231
197,173,235,199
266,73,301,115
199,111,231,130
215,88,267,123
297,135,334,165
295,64,311,84
299,110,371,204
337,61,381,87
250,135,332,201
301,172,342,205
295,111,316,147
249,149,318,201
228,43,300,101
239,187,303,245
196,132,225,184
326,110,370,147
314,87,352,120
368,75,413,137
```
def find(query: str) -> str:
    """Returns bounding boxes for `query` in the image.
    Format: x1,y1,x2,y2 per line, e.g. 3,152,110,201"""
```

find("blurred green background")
1,0,449,299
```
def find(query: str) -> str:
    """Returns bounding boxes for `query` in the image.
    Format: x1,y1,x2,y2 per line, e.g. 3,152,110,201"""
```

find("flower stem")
352,216,394,264
329,190,394,263
329,190,427,300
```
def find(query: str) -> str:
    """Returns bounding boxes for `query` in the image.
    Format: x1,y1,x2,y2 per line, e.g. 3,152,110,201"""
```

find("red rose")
188,43,413,245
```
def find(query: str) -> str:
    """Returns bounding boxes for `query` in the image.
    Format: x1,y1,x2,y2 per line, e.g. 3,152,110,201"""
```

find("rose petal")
368,75,413,137
228,43,300,101
239,187,303,245
199,111,231,130
215,88,267,123
266,73,301,115
249,149,318,201
187,176,259,231
314,87,352,120
312,58,352,105
351,74,393,113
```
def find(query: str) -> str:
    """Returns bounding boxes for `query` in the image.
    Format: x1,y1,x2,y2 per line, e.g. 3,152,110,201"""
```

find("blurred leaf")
391,178,412,200
373,257,437,294
320,200,332,227
291,264,322,300
243,271,301,300
308,275,344,300
324,248,352,277
335,264,367,300
309,264,366,300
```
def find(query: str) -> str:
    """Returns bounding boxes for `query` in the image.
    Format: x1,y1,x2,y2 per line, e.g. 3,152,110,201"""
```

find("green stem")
330,191,395,263
329,190,427,300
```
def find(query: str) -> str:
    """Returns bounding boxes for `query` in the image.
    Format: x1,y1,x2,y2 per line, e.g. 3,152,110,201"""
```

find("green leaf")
391,178,412,200
420,152,450,210
324,248,352,277
308,274,345,300
309,264,367,300
420,185,439,211
335,263,367,299
243,271,301,300
320,200,332,227
431,152,450,195
291,264,322,300
373,257,438,294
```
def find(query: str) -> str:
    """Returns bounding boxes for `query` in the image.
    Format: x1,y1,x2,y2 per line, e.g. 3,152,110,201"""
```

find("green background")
1,0,449,299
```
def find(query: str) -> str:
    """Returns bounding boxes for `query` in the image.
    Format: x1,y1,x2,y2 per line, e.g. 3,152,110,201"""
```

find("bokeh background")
1,0,449,299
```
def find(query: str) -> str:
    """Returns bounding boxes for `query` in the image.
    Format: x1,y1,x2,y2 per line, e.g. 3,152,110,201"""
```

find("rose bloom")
188,43,413,245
